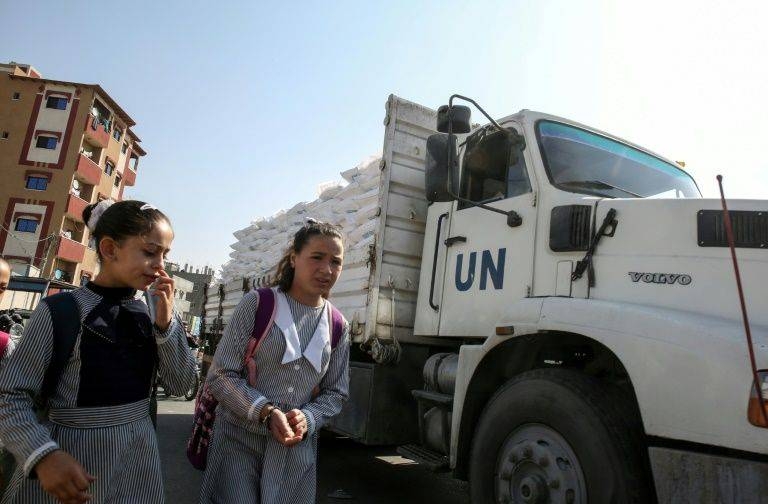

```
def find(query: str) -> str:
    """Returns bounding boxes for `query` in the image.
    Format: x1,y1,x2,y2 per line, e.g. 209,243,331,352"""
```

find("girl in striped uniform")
199,221,350,504
0,257,17,493
0,200,196,504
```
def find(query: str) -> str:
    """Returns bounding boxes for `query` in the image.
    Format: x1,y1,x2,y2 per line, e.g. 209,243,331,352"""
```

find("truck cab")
396,97,768,502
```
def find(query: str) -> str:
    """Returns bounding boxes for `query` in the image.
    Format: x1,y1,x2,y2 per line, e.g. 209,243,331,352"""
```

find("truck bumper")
650,446,768,503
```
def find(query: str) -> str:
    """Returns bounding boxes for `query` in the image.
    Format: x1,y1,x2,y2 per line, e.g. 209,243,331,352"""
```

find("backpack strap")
329,304,344,350
39,292,81,402
243,288,277,385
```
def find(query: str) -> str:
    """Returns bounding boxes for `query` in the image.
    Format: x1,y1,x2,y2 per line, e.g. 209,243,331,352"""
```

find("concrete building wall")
172,274,194,322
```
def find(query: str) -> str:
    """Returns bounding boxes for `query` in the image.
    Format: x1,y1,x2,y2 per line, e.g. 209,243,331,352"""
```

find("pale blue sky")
2,0,766,271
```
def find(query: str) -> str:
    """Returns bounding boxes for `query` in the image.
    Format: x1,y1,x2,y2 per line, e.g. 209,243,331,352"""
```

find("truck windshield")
536,121,700,199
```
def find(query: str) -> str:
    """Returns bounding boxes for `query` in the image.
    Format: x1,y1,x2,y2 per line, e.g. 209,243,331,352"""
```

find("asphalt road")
157,396,469,503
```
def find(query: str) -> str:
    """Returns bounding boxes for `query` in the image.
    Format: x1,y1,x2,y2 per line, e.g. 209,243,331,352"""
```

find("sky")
2,0,766,273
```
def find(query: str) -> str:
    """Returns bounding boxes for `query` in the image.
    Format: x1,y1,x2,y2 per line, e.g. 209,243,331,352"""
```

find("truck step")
397,444,450,472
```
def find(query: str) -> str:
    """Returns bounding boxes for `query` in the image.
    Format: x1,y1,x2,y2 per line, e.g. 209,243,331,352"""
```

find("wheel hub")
495,424,586,504
518,475,546,503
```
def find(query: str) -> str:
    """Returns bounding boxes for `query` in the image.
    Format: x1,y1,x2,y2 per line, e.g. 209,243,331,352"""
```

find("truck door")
438,122,538,337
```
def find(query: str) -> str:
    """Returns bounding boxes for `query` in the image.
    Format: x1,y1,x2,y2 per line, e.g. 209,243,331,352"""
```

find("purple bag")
186,288,344,470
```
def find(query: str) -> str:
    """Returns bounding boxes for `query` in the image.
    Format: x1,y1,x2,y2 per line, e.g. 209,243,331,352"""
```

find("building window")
113,128,123,142
80,273,91,286
121,143,128,154
1,132,7,139
35,136,58,149
12,92,20,100
105,161,115,176
114,175,122,188
26,176,48,191
15,218,39,233
46,96,68,110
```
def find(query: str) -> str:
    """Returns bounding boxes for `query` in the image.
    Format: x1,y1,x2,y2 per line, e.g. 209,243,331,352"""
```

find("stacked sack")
220,155,381,283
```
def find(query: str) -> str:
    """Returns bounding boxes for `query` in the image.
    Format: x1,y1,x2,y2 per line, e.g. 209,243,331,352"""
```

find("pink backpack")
186,288,344,470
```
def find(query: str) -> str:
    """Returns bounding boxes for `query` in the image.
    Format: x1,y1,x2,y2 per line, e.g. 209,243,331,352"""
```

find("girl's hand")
151,270,174,332
35,450,96,503
285,409,308,439
269,409,303,447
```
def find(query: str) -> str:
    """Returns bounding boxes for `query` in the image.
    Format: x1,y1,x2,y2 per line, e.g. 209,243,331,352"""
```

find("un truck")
203,95,768,503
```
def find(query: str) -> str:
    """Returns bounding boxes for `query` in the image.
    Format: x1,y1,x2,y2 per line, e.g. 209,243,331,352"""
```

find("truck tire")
469,368,654,504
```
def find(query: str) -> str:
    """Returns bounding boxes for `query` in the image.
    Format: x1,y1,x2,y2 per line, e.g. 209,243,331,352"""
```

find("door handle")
429,213,449,311
444,236,467,247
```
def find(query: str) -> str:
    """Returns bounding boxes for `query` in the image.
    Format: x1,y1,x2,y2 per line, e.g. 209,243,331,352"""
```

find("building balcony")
123,166,136,186
65,194,88,222
76,154,101,185
57,236,86,264
84,114,110,148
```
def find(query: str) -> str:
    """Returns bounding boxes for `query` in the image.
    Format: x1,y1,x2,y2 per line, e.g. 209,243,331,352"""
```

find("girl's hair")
272,220,344,292
82,200,171,259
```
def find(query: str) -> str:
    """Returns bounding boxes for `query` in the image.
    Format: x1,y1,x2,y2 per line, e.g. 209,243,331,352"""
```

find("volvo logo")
628,272,692,285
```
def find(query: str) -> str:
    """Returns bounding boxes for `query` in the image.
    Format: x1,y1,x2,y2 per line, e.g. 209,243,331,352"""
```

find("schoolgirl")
0,257,16,493
0,200,196,504
199,220,350,504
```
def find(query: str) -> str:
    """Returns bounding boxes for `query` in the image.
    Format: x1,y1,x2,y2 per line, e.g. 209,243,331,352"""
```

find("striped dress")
0,283,196,504
0,332,16,487
199,289,350,504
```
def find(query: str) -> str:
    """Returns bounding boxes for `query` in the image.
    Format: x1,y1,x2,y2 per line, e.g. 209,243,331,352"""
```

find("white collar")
273,290,330,373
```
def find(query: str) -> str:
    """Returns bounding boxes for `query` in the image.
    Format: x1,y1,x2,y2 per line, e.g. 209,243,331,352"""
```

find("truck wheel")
469,368,653,504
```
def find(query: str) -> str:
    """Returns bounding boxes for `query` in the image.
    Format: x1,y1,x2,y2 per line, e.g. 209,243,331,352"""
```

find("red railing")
83,114,110,148
76,154,101,185
56,236,86,263
123,166,136,186
65,193,88,222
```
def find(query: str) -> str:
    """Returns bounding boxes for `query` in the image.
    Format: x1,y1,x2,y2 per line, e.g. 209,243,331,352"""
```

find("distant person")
198,221,350,504
0,200,196,504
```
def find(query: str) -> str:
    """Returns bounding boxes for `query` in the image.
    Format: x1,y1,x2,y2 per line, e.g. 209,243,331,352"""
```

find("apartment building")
0,62,145,285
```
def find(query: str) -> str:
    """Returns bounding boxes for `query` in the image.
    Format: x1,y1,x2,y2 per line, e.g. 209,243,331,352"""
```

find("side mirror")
425,133,459,202
437,105,471,134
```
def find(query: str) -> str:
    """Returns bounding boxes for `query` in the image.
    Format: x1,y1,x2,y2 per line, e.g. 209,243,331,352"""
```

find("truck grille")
550,205,592,252
697,210,768,248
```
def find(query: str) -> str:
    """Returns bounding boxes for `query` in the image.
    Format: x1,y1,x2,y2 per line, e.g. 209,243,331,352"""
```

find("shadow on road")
157,396,469,503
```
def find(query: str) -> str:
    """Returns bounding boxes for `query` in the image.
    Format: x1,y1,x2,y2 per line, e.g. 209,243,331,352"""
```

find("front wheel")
184,375,200,401
469,368,654,504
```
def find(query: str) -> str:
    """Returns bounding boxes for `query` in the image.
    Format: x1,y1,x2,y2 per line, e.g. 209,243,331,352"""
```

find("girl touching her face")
0,200,196,504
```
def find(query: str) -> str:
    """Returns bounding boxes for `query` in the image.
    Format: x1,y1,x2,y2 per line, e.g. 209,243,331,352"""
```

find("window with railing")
62,218,84,243
91,99,112,132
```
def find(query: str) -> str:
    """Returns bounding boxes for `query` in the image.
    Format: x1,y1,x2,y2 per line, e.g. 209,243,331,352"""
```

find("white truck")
203,95,768,503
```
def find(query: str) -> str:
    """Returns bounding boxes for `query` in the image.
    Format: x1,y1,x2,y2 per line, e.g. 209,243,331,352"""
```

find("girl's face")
290,235,344,302
99,220,174,290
